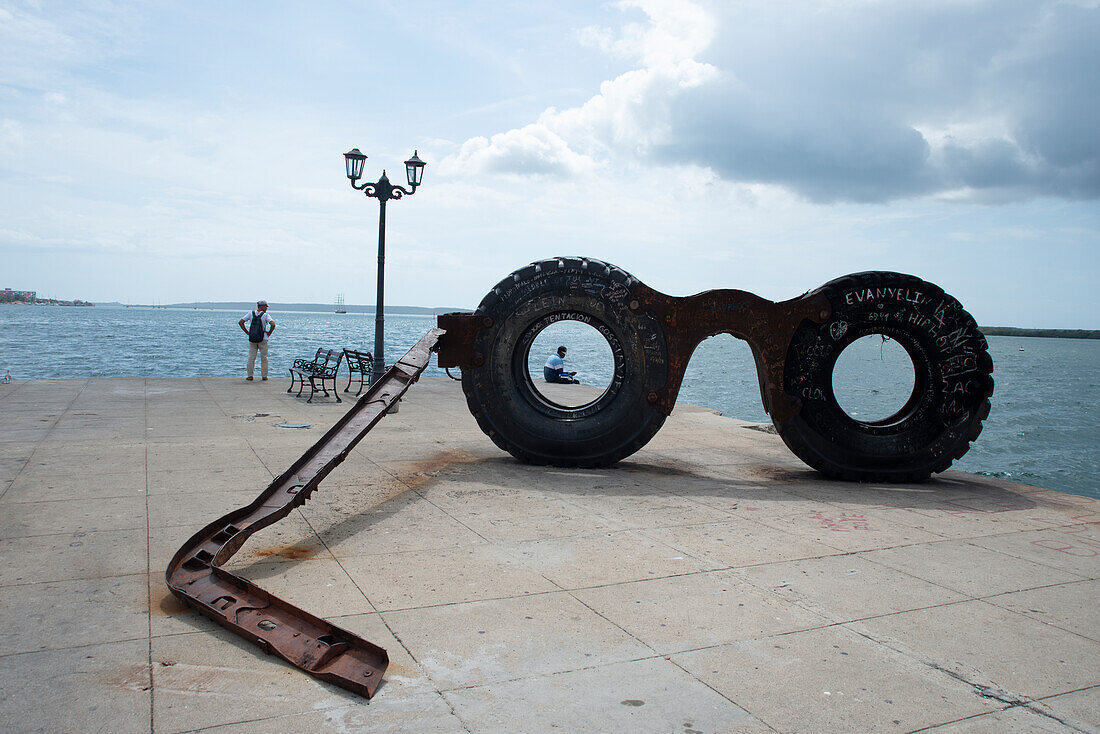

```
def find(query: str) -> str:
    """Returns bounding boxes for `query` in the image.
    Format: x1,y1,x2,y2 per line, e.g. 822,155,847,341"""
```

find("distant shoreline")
118,301,466,315
0,299,93,307
979,327,1099,340
34,301,469,315
4,302,1096,338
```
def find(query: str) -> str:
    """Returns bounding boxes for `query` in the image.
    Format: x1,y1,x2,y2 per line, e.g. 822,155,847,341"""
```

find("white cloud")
579,0,714,68
0,118,25,155
447,0,1099,203
442,125,596,178
440,0,718,177
0,1,140,88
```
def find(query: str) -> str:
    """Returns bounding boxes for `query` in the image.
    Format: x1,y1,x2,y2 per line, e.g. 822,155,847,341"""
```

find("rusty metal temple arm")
165,328,444,698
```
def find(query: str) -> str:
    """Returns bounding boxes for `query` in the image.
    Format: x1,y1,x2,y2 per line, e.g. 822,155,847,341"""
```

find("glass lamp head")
344,148,367,180
404,151,426,187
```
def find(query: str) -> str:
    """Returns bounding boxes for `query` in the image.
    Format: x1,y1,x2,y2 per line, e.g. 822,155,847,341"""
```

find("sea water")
1,304,1095,499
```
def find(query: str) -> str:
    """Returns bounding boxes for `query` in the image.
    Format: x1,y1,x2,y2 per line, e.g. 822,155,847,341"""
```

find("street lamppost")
343,147,426,384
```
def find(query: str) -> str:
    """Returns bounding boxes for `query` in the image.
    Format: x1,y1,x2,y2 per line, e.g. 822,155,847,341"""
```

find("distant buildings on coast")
2,288,35,303
1,288,93,306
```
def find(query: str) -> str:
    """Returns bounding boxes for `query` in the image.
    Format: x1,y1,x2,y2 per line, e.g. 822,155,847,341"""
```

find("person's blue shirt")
544,352,570,382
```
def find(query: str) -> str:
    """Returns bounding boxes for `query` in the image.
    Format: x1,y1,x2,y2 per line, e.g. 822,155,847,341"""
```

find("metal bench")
287,348,344,403
342,349,373,397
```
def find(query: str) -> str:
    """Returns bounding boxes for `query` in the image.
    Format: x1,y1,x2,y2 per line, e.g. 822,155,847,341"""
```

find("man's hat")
257,300,268,307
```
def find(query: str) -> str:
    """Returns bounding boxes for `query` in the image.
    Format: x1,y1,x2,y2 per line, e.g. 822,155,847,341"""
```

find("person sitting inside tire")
544,346,579,384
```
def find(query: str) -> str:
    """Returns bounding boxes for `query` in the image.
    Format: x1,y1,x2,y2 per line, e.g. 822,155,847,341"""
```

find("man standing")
238,300,275,381
544,345,578,384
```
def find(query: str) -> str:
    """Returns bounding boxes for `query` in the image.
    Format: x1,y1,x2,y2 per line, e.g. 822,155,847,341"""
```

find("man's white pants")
247,340,269,379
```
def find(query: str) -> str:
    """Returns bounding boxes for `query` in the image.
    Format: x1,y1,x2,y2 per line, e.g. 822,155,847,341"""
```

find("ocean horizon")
1,303,1096,501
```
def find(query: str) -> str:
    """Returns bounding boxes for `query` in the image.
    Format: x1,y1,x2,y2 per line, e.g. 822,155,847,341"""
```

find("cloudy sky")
1,0,1097,327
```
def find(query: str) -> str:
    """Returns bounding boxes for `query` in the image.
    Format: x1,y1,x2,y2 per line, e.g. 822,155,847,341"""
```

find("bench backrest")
315,349,343,375
343,349,373,372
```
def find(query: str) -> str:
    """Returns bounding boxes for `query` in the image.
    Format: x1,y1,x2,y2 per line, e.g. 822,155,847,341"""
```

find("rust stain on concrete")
155,589,189,616
393,449,484,489
247,543,317,560
103,664,152,692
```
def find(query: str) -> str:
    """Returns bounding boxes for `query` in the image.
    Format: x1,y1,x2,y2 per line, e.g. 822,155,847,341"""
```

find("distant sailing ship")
334,294,347,314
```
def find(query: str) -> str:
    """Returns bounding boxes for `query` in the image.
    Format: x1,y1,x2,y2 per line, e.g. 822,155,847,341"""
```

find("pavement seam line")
661,654,784,734
0,378,89,503
971,594,1100,644
854,542,1092,599
195,375,278,483
432,650,671,690
906,681,1094,734
143,377,155,734
333,448,478,731
382,459,493,544
0,379,33,502
0,634,155,659
840,619,1093,730
962,535,1098,580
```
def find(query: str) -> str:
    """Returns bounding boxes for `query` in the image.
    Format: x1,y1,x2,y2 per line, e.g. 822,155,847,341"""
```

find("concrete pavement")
0,375,1097,733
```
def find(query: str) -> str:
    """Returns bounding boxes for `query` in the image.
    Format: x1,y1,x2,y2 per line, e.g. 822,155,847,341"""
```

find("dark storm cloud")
658,0,1099,203
659,87,937,202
